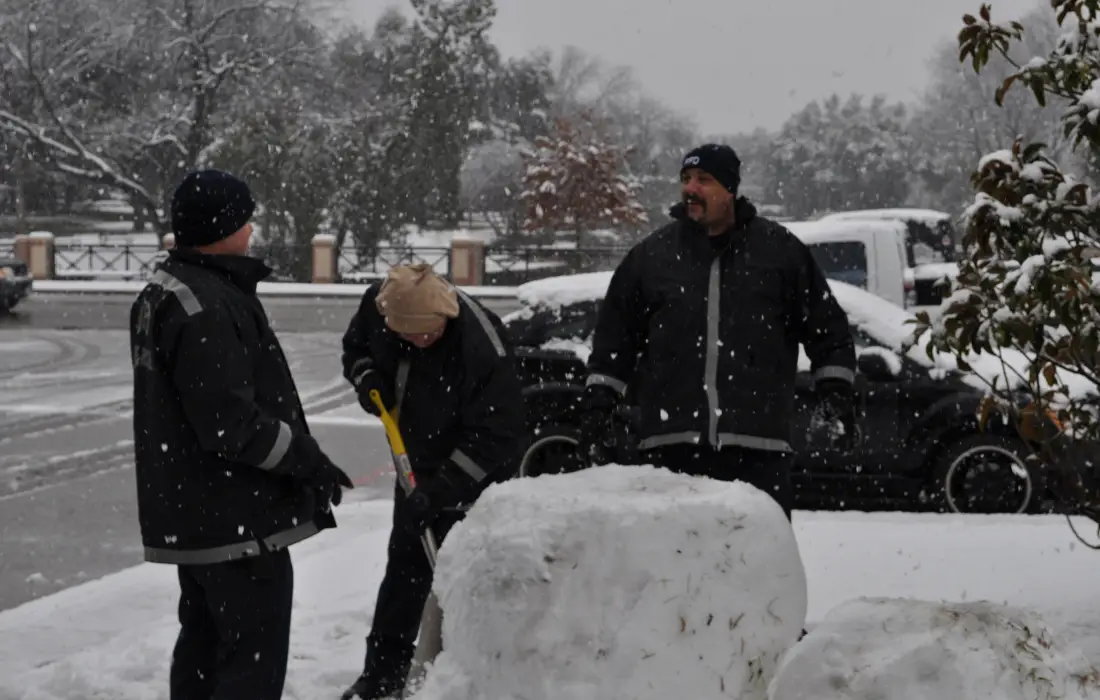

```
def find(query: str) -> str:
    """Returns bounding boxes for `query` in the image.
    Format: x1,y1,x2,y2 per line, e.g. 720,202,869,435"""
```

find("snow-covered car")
0,255,32,313
505,272,1068,515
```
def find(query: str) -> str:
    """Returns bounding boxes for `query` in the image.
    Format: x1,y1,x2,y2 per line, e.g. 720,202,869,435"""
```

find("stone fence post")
449,236,485,286
26,231,55,279
311,234,337,283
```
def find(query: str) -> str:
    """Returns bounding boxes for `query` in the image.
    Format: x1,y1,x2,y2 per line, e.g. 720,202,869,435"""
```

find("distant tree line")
0,0,1078,269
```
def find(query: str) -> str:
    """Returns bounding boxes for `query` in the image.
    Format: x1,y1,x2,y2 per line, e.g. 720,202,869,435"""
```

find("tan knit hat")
375,263,460,334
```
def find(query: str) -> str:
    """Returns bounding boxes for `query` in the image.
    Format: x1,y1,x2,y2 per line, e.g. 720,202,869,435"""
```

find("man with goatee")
578,144,858,520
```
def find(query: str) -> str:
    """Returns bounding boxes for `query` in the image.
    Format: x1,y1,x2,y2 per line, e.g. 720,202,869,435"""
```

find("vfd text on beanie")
680,144,742,195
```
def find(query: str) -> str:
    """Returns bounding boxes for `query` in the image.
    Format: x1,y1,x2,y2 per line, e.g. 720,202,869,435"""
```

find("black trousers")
367,487,465,651
641,444,795,520
169,548,294,700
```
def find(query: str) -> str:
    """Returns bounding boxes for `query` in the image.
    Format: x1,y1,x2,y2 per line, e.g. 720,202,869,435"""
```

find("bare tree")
0,0,322,234
459,139,525,236
908,2,1070,214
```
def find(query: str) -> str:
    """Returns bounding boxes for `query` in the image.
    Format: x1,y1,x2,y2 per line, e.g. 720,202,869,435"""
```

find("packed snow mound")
768,597,1100,700
410,464,808,700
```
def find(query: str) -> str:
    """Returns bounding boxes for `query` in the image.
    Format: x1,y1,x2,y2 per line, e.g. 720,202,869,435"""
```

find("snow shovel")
368,390,444,695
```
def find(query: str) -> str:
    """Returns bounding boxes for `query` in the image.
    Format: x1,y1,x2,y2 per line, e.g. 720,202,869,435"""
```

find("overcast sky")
337,0,1044,135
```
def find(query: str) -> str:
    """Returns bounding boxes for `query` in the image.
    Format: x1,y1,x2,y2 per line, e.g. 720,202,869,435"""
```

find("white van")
819,209,960,305
786,219,912,308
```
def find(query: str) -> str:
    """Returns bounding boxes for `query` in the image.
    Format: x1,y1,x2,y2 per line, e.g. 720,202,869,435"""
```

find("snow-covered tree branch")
0,0,322,234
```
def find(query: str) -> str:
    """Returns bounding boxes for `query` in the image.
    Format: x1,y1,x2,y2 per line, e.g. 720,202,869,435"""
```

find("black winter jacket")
341,286,527,494
586,198,856,452
130,250,335,565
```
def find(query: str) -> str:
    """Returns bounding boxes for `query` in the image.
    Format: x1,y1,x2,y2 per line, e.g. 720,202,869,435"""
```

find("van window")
905,220,957,264
807,241,868,289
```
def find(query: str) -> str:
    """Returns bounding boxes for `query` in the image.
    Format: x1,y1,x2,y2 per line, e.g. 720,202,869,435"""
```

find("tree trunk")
13,156,27,237
132,195,147,232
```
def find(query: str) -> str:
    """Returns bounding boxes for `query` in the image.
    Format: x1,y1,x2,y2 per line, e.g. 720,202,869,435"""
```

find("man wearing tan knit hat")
338,263,527,700
374,263,461,344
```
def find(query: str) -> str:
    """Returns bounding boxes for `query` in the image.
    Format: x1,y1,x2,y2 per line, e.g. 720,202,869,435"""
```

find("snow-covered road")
0,329,397,612
3,290,523,332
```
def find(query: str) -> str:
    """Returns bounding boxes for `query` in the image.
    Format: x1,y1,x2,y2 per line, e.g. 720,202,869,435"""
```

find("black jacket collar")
166,249,273,294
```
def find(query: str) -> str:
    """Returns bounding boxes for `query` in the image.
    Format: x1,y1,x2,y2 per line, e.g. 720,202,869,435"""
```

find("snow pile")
768,597,1100,700
8,506,1100,699
410,464,808,700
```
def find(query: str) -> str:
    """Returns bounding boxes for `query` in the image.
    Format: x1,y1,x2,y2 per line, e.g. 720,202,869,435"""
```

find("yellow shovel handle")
370,391,435,565
369,389,407,456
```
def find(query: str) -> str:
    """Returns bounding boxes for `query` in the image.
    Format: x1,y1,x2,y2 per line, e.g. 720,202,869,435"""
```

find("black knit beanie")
171,170,256,247
680,144,742,195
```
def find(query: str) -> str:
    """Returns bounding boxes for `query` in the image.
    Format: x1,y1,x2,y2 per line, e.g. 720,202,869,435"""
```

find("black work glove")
351,360,395,417
402,467,470,534
577,383,621,463
812,379,860,450
277,434,355,508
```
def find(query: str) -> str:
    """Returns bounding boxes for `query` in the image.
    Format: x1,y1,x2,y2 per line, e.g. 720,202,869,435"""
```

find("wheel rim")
519,435,580,478
943,444,1033,514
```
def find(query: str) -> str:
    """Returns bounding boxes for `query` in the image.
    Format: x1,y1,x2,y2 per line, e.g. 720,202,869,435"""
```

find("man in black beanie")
129,169,353,700
578,144,858,521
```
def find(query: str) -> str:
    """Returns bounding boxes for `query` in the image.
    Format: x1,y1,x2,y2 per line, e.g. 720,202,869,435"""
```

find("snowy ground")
0,329,400,612
3,501,1100,699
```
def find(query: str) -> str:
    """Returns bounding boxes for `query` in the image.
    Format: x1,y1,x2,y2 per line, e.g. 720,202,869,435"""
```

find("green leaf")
1022,142,1046,161
1029,79,1047,107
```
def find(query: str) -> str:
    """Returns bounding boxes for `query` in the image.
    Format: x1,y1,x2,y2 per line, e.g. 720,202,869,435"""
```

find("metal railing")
337,246,453,283
12,239,633,284
52,243,164,280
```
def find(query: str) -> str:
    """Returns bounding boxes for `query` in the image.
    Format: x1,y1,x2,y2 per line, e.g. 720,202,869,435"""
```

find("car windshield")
806,241,869,289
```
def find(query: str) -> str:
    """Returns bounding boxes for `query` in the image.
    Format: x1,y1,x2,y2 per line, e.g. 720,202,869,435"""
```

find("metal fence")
22,241,632,284
52,242,164,280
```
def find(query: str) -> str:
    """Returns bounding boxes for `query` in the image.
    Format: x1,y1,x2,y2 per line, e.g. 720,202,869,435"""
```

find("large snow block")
768,597,1100,700
410,464,808,700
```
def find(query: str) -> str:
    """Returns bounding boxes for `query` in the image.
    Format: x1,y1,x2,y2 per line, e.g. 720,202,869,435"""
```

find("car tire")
518,425,585,479
931,433,1041,514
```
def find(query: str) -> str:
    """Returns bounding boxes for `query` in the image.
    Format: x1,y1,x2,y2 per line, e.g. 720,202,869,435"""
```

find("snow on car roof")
515,271,614,310
513,271,1095,399
513,272,918,352
819,209,954,225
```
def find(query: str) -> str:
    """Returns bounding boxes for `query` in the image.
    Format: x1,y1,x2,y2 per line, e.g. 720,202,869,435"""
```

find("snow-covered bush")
911,1,1100,526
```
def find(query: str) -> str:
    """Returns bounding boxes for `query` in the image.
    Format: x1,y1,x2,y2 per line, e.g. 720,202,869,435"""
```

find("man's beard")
683,195,706,219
